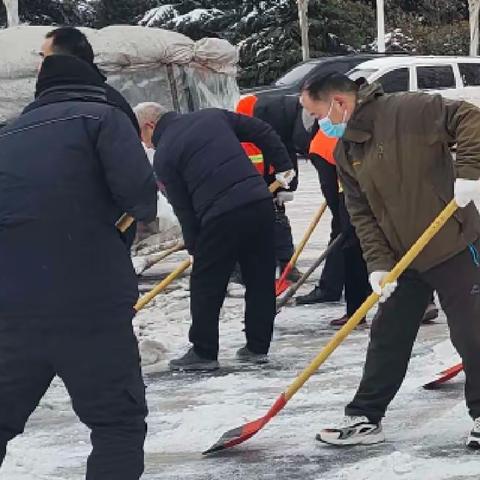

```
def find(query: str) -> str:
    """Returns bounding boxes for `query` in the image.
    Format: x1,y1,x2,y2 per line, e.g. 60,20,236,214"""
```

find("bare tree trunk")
3,0,19,27
297,0,310,61
376,0,385,53
469,0,480,56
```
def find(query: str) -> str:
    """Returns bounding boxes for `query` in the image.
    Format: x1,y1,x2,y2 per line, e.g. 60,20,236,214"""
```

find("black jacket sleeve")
154,148,199,254
96,107,157,223
222,110,293,173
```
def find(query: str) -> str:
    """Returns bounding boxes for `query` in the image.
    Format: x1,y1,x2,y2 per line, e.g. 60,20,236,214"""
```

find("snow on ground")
3,161,479,479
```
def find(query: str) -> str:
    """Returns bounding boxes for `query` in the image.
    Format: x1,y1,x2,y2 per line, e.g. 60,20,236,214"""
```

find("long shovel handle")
116,213,135,233
278,202,327,284
284,200,458,401
268,180,283,193
276,232,345,312
134,258,191,311
138,244,185,275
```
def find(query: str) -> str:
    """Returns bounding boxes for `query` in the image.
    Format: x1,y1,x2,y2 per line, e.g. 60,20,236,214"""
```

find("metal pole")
3,0,20,27
376,0,385,53
469,0,480,56
297,0,310,61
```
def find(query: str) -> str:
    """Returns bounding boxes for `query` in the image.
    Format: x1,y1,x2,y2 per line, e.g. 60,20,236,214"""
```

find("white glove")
275,169,296,189
369,271,398,303
454,178,480,208
275,191,294,206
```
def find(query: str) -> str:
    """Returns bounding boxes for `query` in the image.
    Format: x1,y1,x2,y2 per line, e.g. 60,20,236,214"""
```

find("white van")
348,56,480,107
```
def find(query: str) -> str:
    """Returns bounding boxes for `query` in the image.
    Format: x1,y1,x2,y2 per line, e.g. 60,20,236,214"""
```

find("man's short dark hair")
302,73,359,101
46,27,95,65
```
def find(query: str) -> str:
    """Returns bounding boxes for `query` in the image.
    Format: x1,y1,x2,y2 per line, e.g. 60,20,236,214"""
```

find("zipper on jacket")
469,244,480,267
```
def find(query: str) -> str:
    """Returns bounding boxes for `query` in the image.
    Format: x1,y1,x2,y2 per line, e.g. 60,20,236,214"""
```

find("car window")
459,63,480,86
417,65,455,90
348,68,378,81
378,68,409,93
275,62,323,87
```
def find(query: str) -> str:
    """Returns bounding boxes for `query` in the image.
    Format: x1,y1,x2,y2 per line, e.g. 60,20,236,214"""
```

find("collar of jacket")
23,84,109,115
343,81,384,144
152,111,180,146
35,54,105,97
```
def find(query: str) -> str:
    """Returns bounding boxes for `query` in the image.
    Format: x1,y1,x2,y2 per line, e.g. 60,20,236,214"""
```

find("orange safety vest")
309,129,338,165
236,95,275,175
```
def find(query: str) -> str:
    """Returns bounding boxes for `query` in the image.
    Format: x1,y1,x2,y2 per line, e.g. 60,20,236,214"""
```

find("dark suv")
242,54,391,98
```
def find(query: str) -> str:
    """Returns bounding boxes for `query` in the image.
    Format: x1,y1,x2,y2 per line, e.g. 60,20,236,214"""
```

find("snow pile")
167,8,224,29
366,28,417,53
327,451,480,480
138,5,179,28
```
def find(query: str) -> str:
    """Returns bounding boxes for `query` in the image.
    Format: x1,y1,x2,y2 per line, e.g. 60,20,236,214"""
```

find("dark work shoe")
422,302,439,324
330,315,367,328
169,347,219,371
296,286,340,305
236,346,269,364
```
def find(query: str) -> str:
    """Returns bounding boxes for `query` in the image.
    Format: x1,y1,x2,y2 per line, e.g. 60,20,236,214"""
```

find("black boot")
296,286,340,305
169,347,219,371
236,346,269,364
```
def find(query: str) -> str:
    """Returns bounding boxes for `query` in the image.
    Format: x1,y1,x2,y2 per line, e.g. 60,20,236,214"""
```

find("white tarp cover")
0,25,239,123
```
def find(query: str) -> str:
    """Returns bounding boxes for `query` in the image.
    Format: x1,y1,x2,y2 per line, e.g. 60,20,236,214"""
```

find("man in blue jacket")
145,105,294,370
0,54,157,479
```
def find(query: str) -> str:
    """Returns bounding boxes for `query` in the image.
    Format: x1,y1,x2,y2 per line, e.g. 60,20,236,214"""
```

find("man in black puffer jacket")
40,26,140,247
0,55,157,479
149,107,294,370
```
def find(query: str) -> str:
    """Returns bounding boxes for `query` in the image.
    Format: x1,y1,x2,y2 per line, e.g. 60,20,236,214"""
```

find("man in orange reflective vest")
296,128,371,327
236,95,310,280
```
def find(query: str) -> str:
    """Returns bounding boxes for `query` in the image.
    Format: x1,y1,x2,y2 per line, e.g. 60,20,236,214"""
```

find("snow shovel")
134,258,191,311
203,199,458,455
275,202,327,296
423,362,464,390
276,232,345,313
116,180,283,235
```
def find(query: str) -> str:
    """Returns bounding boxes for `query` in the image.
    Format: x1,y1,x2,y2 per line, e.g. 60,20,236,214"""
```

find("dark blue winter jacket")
152,108,293,253
0,55,157,318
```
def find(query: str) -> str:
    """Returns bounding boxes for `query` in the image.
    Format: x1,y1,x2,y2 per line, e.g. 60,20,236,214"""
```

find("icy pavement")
3,161,480,479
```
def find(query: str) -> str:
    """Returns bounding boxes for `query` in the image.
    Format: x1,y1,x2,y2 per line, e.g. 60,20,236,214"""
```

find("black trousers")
346,243,480,422
190,199,276,359
311,155,371,312
311,155,345,299
274,203,295,264
0,312,147,480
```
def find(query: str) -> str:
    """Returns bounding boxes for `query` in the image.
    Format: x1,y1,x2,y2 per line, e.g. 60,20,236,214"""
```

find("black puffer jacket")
253,95,310,191
153,108,292,253
0,55,157,318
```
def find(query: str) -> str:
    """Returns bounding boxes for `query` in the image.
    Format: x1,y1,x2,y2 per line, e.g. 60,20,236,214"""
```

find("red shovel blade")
275,277,292,297
275,264,292,297
202,393,287,455
423,363,464,390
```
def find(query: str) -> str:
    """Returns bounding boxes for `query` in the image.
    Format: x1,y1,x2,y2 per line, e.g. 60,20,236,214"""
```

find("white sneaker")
467,417,480,449
316,416,385,446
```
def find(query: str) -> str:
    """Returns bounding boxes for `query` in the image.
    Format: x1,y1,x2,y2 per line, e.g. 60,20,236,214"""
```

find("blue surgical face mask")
318,101,347,138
